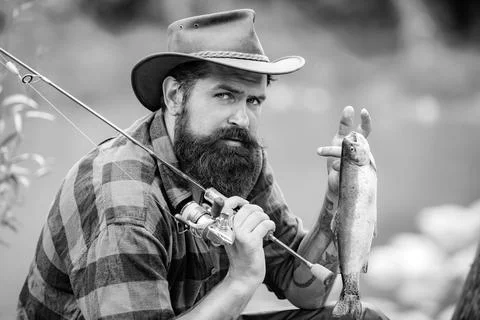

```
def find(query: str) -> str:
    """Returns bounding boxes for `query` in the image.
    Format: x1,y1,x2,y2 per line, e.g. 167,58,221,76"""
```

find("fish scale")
331,131,377,319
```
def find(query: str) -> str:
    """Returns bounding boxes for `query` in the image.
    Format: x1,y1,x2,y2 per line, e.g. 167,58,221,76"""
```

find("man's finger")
338,106,354,136
210,197,225,218
239,211,270,233
223,196,249,215
328,170,340,195
234,204,264,229
357,108,372,138
251,220,276,239
332,159,341,171
317,146,342,158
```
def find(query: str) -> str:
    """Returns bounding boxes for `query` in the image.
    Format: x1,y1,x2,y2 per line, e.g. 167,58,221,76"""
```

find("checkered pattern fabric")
17,111,306,319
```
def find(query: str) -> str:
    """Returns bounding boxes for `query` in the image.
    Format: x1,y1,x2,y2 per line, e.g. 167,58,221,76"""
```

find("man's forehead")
206,64,267,87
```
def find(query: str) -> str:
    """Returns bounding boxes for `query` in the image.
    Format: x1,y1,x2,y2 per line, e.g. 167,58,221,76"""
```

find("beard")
173,110,262,198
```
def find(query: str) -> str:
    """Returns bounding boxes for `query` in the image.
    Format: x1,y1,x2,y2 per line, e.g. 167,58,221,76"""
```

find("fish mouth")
351,131,359,142
345,131,359,144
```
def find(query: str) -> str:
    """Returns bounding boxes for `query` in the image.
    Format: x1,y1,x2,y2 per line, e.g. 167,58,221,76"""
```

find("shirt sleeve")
247,150,307,299
71,221,175,320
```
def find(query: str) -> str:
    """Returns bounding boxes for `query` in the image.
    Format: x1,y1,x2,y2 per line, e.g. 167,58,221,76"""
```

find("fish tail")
332,273,362,319
332,293,362,319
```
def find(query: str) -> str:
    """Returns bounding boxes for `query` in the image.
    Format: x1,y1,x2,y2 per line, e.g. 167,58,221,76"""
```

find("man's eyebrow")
256,94,266,102
212,84,244,95
212,84,266,101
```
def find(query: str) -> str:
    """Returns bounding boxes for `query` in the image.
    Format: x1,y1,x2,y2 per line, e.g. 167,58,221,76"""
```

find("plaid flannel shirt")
17,111,307,319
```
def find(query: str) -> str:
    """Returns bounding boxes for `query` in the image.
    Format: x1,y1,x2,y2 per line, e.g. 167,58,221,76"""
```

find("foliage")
0,0,55,244
0,92,54,244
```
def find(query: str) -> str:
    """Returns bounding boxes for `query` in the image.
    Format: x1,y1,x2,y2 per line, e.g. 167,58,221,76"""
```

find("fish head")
342,131,371,165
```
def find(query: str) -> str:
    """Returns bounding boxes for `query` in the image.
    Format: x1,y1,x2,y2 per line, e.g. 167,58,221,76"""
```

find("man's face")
173,66,268,197
182,67,267,142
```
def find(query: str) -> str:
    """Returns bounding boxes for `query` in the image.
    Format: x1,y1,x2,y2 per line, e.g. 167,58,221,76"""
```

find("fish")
331,131,377,319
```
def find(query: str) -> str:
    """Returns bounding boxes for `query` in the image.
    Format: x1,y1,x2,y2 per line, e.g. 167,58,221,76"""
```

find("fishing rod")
0,48,335,283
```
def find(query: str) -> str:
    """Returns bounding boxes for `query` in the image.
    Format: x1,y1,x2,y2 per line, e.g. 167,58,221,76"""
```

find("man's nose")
228,105,249,128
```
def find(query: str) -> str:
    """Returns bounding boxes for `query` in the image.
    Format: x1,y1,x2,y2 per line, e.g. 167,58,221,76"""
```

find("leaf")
10,164,30,176
0,132,21,151
6,175,20,201
11,103,31,113
34,166,50,177
15,174,31,187
0,119,5,135
25,110,55,121
0,164,9,181
14,112,23,132
30,153,47,167
2,94,38,109
0,178,18,216
12,8,20,19
12,153,46,166
1,215,19,232
20,2,35,11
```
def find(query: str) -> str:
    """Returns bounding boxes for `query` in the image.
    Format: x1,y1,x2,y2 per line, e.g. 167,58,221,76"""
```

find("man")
18,9,388,320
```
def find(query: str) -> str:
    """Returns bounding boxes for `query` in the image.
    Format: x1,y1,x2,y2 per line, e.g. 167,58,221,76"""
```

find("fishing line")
28,85,101,150
0,59,102,148
0,58,173,225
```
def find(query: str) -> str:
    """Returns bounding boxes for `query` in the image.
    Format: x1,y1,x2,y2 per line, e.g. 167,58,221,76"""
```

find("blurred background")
1,0,480,319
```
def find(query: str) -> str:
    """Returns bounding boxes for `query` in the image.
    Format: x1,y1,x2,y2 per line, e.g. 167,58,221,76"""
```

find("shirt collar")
149,110,193,210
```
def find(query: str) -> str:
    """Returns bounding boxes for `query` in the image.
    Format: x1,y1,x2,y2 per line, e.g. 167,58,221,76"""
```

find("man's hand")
316,106,372,197
221,196,275,287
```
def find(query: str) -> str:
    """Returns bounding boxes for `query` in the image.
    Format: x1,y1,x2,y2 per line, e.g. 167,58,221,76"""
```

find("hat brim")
131,52,305,111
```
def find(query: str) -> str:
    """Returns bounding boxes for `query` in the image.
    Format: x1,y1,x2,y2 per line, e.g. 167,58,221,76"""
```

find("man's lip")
222,138,244,146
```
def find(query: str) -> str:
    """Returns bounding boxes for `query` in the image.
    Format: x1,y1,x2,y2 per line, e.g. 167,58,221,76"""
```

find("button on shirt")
17,110,307,319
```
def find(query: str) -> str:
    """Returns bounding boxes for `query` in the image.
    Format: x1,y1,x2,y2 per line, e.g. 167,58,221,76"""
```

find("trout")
332,131,377,319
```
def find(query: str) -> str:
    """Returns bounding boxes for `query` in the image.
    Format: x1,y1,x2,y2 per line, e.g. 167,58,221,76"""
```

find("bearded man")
17,9,388,320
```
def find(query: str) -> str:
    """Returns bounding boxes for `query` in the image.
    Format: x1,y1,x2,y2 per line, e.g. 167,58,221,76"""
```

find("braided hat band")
193,51,270,62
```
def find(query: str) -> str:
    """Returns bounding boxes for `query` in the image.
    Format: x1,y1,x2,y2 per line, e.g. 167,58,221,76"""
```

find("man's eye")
247,97,261,105
215,92,233,100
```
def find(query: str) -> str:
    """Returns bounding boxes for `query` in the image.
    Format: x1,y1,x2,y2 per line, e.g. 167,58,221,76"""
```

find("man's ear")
162,76,184,116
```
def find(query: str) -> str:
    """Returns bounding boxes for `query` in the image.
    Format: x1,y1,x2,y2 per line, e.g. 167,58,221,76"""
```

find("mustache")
211,127,260,149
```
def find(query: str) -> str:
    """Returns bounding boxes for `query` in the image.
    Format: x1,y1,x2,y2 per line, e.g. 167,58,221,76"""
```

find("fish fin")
330,210,338,234
362,261,368,273
332,294,363,319
330,213,338,252
369,152,377,172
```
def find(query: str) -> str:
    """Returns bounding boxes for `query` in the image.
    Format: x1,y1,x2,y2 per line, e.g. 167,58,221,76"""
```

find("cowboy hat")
131,9,305,111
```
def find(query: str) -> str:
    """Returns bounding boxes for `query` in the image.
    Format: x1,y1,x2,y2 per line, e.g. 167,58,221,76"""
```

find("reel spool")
176,191,235,246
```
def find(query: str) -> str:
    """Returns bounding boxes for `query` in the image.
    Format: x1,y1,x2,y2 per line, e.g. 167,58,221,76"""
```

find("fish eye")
349,146,355,152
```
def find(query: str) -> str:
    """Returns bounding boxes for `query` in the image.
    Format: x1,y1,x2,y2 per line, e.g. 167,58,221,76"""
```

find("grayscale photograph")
1,1,479,319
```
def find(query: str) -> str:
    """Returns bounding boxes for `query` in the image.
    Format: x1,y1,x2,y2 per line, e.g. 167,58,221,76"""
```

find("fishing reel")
175,188,235,246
